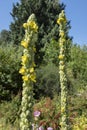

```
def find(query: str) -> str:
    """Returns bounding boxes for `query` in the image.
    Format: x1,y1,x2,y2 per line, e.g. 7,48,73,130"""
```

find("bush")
0,44,22,100
67,44,87,93
0,94,21,127
33,96,61,129
35,63,60,99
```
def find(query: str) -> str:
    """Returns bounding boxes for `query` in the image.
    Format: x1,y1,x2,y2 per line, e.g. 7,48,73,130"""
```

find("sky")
0,0,18,30
0,0,87,45
61,0,87,45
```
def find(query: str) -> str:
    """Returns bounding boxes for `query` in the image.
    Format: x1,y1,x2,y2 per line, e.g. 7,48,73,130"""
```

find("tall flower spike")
19,14,38,130
57,10,69,130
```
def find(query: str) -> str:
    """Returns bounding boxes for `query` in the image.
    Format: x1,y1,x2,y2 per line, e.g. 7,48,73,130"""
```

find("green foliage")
0,44,22,100
70,45,87,80
68,91,87,129
35,63,60,99
42,32,72,66
67,44,87,93
0,95,21,128
69,93,87,117
0,121,18,130
43,39,59,65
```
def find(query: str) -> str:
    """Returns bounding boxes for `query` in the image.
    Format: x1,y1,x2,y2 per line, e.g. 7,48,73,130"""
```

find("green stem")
19,14,38,130
57,10,69,130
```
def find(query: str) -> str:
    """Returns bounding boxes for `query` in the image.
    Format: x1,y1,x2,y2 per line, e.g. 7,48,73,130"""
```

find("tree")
10,0,65,65
67,44,87,93
0,30,11,44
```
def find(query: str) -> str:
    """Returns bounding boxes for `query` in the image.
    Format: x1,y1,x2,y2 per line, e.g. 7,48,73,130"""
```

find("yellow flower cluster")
58,54,64,60
20,60,36,83
30,73,36,82
28,21,38,32
21,40,29,48
19,16,38,83
59,31,65,37
23,21,38,32
21,55,28,64
22,75,28,81
57,17,66,25
19,66,36,82
21,72,36,82
30,67,34,73
19,67,26,75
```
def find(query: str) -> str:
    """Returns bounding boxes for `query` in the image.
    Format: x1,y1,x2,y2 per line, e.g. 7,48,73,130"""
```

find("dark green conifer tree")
10,0,65,65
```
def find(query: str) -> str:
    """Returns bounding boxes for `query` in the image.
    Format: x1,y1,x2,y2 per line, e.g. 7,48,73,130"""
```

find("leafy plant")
0,94,21,127
33,97,61,130
0,44,22,100
35,63,60,99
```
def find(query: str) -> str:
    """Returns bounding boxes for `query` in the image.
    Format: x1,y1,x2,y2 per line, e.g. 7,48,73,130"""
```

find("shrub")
35,63,60,99
33,96,61,130
0,44,22,100
0,94,21,126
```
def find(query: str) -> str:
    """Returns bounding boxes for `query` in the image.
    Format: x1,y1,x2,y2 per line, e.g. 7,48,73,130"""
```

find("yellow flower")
21,40,28,48
61,106,65,113
59,38,66,44
19,67,26,74
58,55,64,60
59,31,65,37
57,17,66,25
30,68,34,73
30,74,36,82
21,55,28,64
23,23,28,28
22,75,28,81
62,38,66,43
27,21,38,32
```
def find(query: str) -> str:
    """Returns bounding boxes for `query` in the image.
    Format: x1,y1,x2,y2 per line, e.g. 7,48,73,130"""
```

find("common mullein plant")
57,11,69,130
19,14,38,130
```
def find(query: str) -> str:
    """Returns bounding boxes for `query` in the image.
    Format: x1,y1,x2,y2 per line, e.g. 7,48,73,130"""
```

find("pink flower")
47,127,53,130
33,110,41,117
39,126,44,130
